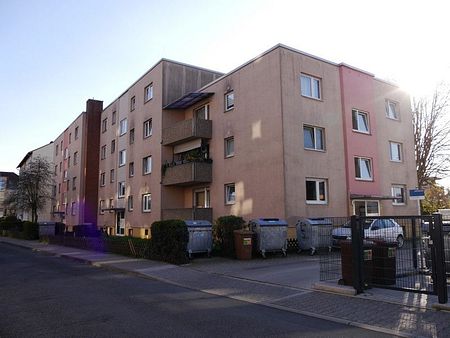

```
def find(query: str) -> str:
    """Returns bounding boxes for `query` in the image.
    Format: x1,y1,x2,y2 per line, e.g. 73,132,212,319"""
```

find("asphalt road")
0,243,395,337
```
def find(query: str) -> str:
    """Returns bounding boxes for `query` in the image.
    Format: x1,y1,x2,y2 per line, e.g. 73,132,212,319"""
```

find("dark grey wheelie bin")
296,218,333,255
249,218,288,258
185,220,213,259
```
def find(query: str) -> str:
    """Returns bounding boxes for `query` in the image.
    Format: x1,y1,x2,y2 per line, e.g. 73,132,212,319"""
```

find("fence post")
351,215,364,294
411,217,418,269
432,213,448,304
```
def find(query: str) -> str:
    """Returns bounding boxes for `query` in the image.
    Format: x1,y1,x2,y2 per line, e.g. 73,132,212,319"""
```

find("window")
69,133,72,144
66,180,69,191
112,111,116,125
59,162,62,172
67,156,71,168
195,104,209,120
130,128,135,145
64,148,68,159
72,177,76,190
352,109,370,133
128,195,134,211
118,181,126,198
75,126,79,140
300,74,321,99
143,156,152,175
142,193,151,212
224,137,234,157
225,91,234,111
306,178,328,204
100,172,105,187
101,145,106,160
303,125,325,151
54,165,57,175
111,139,116,153
225,183,236,205
56,144,59,155
145,84,153,102
392,185,406,205
64,170,68,181
386,100,399,120
143,119,152,138
109,198,114,213
355,157,373,180
71,202,76,216
389,142,402,162
102,118,107,133
129,162,135,177
110,169,115,183
119,118,127,136
130,96,136,111
353,200,380,216
99,200,105,214
74,151,78,165
119,150,126,167
58,183,61,193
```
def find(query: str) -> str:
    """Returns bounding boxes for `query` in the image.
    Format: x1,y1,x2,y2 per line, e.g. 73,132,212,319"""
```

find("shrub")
213,215,246,257
22,222,39,240
105,235,152,258
151,220,189,264
0,216,22,234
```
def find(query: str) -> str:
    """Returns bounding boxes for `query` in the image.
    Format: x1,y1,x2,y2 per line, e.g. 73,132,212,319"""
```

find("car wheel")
396,235,404,248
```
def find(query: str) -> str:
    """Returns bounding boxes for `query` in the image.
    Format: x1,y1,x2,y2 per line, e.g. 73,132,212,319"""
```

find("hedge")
151,220,189,264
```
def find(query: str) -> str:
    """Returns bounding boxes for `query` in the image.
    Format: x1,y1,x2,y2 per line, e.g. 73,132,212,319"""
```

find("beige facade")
0,172,18,217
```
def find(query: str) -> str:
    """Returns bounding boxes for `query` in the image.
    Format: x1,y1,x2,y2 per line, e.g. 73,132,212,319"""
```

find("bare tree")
14,157,54,223
413,84,450,188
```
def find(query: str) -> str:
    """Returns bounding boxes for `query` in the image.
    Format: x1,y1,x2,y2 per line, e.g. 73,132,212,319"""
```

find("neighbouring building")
0,172,19,217
16,142,55,222
52,99,103,230
20,44,418,236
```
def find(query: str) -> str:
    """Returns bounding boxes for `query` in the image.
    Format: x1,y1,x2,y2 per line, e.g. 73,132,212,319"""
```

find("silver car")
332,219,404,248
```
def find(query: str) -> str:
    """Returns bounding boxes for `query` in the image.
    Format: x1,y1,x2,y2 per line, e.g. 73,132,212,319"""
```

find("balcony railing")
162,208,213,222
162,118,212,146
162,160,212,186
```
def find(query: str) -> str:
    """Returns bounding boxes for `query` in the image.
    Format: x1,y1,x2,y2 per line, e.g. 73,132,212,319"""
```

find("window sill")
225,154,234,159
301,94,322,102
352,129,371,135
224,107,234,112
355,178,374,182
386,116,400,121
392,203,406,206
142,210,151,213
304,148,326,153
306,201,328,205
389,160,403,163
225,202,235,205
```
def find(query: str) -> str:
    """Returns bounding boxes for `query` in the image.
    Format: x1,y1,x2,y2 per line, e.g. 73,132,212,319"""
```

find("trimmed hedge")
151,220,189,264
23,222,39,240
213,215,246,258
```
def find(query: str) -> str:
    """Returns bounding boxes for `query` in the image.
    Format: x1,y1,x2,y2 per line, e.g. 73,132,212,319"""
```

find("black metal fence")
319,214,448,304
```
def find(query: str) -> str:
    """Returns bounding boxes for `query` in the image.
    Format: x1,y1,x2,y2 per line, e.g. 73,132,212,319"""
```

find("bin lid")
184,220,212,227
296,218,333,226
250,218,288,227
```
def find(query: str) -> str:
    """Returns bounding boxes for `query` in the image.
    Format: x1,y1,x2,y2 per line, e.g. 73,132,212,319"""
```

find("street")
0,243,395,337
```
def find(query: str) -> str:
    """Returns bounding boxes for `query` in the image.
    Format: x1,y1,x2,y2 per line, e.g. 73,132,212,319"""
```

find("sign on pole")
409,189,425,200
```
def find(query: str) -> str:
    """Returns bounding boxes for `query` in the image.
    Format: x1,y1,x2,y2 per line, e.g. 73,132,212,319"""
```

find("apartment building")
16,142,54,221
93,44,417,236
0,172,18,217
52,99,103,229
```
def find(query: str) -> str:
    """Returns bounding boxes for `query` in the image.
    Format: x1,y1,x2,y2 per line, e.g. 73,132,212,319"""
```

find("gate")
319,214,448,304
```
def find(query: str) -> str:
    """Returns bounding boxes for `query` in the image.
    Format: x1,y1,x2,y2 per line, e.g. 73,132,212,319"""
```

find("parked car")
332,219,404,248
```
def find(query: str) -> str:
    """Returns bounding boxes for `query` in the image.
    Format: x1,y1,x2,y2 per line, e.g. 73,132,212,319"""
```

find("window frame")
102,118,107,133
72,177,76,190
118,149,126,167
100,172,105,187
389,141,403,162
73,151,78,165
303,125,325,151
224,136,234,158
386,100,399,120
128,195,134,211
305,178,328,205
101,145,106,160
111,139,116,154
99,200,105,215
354,157,373,181
352,109,370,134
130,96,136,112
75,126,79,140
300,74,322,100
224,91,234,111
143,119,152,138
392,185,406,205
118,181,126,198
225,183,236,205
129,162,135,177
143,156,152,175
110,169,115,183
144,84,153,103
142,193,152,212
119,118,128,136
112,111,116,125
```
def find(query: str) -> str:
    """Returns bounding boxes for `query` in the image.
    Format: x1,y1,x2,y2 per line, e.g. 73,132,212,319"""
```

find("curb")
432,303,450,312
312,281,357,296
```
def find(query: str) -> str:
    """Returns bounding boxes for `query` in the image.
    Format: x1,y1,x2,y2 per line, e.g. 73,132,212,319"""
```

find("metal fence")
319,214,448,304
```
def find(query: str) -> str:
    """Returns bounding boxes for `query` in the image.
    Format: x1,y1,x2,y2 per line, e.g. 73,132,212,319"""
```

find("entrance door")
116,211,125,236
352,200,380,217
194,188,210,208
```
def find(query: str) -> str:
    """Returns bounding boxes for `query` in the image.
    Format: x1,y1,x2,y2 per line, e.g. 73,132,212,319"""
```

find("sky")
1,0,450,179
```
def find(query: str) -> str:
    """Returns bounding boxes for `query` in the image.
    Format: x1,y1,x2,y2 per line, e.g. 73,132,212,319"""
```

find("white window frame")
118,181,126,198
225,91,234,111
128,195,134,211
354,157,373,181
303,125,325,151
224,137,234,158
130,96,136,111
119,150,126,167
119,118,128,136
112,111,116,125
300,74,321,100
102,118,107,133
99,200,105,214
195,104,209,120
75,126,79,139
109,198,114,213
129,162,135,177
143,156,152,175
389,141,403,162
352,200,380,217
144,84,153,102
352,109,370,133
392,185,406,205
305,178,328,204
110,169,115,183
74,151,78,165
143,119,152,138
71,202,76,215
225,183,236,205
386,100,399,120
100,172,105,187
142,193,151,212
101,145,106,160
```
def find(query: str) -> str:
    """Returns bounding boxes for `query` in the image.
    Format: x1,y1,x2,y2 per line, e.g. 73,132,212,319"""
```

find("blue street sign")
409,189,425,200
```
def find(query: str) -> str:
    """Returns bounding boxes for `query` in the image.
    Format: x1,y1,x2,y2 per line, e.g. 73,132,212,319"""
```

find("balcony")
162,160,212,186
162,118,212,146
162,208,213,222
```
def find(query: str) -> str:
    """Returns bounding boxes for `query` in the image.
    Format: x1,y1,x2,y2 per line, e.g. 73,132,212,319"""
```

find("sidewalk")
2,237,449,338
